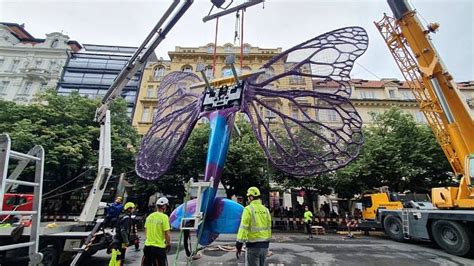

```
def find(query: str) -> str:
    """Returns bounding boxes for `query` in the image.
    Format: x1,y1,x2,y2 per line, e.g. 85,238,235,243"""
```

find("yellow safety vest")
304,210,313,223
236,199,272,243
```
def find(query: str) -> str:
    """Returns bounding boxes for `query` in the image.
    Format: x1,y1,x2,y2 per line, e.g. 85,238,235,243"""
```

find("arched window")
241,66,252,73
224,44,233,53
221,66,232,77
154,65,165,79
181,65,193,73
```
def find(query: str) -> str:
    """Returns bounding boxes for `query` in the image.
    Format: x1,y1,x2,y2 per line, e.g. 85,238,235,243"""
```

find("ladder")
401,208,410,237
0,134,44,265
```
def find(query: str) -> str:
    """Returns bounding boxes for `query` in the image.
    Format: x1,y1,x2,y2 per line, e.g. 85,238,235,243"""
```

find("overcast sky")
1,0,473,81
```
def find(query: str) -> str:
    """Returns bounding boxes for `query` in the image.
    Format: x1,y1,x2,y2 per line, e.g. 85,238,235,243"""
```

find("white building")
0,22,81,104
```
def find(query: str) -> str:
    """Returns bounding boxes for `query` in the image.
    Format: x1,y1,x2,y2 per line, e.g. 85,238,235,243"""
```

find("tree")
0,89,139,210
332,107,452,196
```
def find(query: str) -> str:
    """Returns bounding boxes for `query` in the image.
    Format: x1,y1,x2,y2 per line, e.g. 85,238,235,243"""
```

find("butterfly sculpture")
136,27,368,246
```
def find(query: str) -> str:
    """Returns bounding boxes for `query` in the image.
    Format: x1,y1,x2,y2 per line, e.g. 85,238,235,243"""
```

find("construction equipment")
0,1,195,265
371,0,474,257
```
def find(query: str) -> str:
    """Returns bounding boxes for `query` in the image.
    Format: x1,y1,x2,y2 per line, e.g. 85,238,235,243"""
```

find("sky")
1,0,473,81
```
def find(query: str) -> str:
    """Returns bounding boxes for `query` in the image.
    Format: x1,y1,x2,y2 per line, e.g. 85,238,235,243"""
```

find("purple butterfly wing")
136,71,203,180
250,26,368,98
242,27,368,176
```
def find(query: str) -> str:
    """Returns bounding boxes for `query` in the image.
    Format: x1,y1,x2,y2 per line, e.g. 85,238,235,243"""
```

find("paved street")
85,231,473,265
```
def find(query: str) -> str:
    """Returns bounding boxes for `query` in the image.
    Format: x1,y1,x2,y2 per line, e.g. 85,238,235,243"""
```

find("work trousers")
245,247,268,266
141,245,167,266
305,221,313,238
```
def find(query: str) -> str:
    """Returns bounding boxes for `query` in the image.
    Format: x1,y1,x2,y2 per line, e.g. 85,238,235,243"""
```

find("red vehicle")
1,193,33,223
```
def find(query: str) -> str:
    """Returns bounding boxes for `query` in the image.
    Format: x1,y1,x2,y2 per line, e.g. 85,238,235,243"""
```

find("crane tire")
383,215,404,242
431,220,474,257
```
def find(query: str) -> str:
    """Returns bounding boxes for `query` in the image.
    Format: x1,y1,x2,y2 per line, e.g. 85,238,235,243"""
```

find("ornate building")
0,22,81,103
314,79,474,126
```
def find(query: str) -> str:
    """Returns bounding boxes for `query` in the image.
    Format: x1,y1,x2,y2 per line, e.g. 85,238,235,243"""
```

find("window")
21,82,33,95
388,89,396,98
49,61,56,71
301,108,309,121
40,82,48,91
154,65,165,79
51,39,59,48
181,65,193,73
327,110,338,121
415,111,426,123
400,90,414,100
224,45,233,53
146,86,154,98
0,59,4,69
205,66,213,79
243,45,250,53
221,66,232,77
0,81,9,93
152,107,158,120
207,45,215,54
141,108,150,122
35,60,42,69
10,60,20,72
291,109,299,120
360,90,375,99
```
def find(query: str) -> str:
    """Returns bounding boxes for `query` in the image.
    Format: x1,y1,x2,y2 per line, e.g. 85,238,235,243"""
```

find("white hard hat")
157,197,169,206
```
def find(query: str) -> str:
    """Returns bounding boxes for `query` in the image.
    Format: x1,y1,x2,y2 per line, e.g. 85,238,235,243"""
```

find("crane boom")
375,0,474,208
80,0,193,222
95,0,193,123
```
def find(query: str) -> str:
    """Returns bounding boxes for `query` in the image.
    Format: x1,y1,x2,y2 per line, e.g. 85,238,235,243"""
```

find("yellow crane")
362,0,474,257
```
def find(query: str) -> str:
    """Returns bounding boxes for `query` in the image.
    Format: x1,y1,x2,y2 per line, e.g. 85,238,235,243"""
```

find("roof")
0,22,34,40
0,22,82,51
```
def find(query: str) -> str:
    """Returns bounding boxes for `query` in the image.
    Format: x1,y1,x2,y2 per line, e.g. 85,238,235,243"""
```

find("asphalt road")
85,231,473,265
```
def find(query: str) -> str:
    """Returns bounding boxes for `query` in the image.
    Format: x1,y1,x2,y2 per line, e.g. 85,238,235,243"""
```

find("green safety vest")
236,199,272,243
304,210,313,223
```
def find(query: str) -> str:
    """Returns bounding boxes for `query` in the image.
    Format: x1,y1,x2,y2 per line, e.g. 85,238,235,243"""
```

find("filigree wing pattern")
249,26,368,98
242,86,363,176
136,71,203,180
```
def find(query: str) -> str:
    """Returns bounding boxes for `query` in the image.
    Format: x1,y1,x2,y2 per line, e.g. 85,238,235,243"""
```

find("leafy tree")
0,89,139,210
332,107,452,196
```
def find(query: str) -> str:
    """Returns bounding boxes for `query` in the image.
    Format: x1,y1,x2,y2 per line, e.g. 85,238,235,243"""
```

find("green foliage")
221,118,267,198
332,107,452,197
0,89,139,198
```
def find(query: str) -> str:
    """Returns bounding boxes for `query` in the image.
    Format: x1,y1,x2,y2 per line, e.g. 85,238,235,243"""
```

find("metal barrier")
0,134,44,265
272,217,362,231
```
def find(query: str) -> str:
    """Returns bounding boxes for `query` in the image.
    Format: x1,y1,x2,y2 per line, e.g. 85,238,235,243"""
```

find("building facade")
57,44,153,117
313,78,474,126
0,22,81,103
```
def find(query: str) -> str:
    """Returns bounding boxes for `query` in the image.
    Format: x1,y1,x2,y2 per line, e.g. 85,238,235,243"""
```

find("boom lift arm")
79,0,193,222
375,0,474,208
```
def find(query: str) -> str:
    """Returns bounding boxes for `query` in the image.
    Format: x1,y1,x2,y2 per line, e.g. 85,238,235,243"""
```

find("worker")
104,196,124,228
236,187,272,266
303,206,314,240
109,201,135,266
142,197,171,266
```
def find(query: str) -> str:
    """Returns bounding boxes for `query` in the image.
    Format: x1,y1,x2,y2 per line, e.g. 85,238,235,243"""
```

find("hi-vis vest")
236,199,272,243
